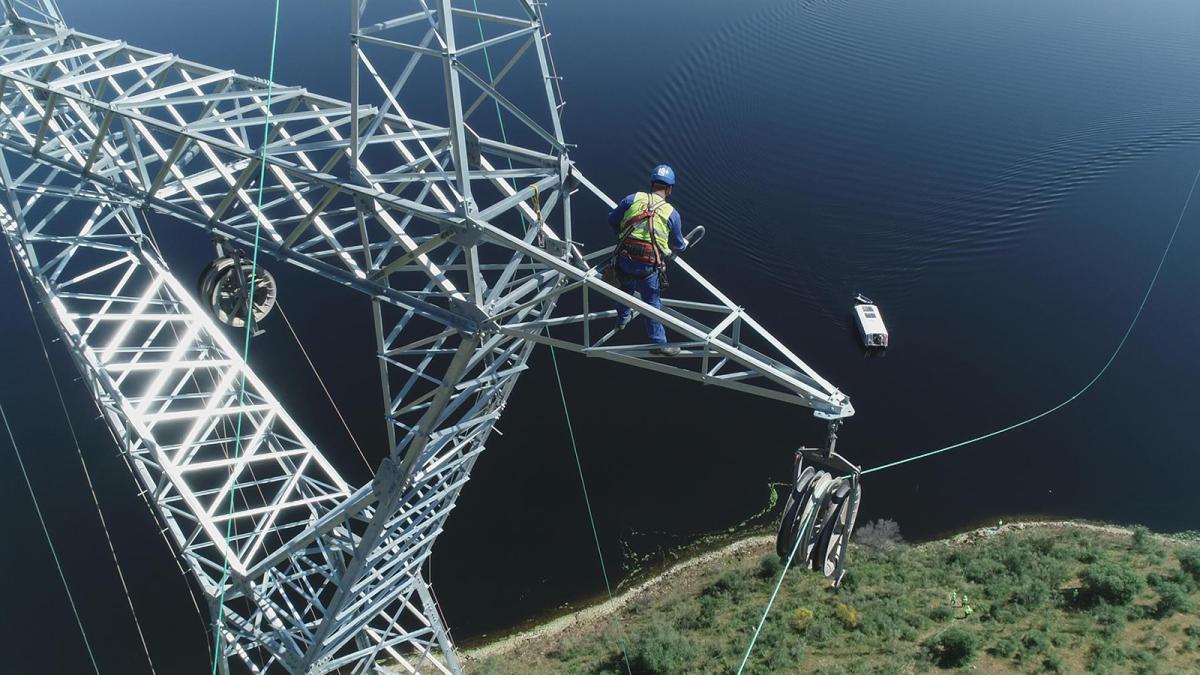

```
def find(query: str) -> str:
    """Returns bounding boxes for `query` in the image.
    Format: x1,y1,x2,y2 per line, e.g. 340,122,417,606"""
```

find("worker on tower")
608,164,688,356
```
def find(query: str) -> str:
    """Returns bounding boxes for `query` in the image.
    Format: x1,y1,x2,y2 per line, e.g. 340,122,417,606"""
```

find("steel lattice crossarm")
0,2,856,673
0,11,853,417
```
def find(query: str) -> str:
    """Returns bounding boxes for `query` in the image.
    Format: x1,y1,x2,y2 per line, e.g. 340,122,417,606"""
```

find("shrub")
701,571,750,601
989,636,1018,658
1129,648,1159,674
1186,624,1200,653
750,613,805,672
757,554,784,580
1020,631,1052,660
1151,580,1193,618
1089,641,1126,670
924,628,978,668
1148,633,1169,653
805,617,837,643
1131,525,1153,553
1177,546,1200,582
1013,578,1056,610
1042,653,1065,672
1081,561,1144,606
472,658,509,675
961,556,1005,584
854,519,905,553
1148,568,1197,593
790,607,814,631
837,569,859,592
859,601,912,639
1090,603,1128,640
834,602,859,630
1076,540,1103,563
625,620,695,674
928,605,954,623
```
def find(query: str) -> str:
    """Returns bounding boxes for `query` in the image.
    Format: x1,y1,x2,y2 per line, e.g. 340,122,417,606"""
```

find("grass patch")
471,523,1200,674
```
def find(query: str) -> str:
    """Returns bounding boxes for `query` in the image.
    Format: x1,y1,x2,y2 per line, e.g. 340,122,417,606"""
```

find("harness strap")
617,194,670,269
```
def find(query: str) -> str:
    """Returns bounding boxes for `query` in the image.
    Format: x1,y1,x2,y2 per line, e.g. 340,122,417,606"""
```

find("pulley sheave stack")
776,451,862,585
198,256,277,332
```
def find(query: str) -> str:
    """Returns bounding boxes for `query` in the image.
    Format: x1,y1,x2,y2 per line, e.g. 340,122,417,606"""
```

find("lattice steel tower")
0,1,858,672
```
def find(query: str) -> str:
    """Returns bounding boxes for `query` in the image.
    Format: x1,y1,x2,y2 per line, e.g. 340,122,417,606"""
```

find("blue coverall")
608,193,688,344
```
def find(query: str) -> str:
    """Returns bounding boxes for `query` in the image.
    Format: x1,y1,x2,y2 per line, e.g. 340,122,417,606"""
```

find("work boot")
614,315,631,332
650,345,681,357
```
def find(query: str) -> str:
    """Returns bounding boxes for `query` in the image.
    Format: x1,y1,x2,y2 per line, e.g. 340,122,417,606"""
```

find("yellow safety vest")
617,192,675,257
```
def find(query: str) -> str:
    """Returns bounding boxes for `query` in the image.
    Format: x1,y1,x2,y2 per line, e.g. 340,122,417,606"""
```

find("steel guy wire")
0,398,101,674
275,298,375,476
9,251,158,674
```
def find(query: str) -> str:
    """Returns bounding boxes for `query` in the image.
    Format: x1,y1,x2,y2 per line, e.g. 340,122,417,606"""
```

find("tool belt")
603,257,669,289
617,238,661,266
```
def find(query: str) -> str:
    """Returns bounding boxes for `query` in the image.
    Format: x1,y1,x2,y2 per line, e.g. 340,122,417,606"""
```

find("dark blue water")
2,0,1199,672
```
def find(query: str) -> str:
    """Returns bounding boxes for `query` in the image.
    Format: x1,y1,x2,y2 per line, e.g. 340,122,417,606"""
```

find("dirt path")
944,520,1150,546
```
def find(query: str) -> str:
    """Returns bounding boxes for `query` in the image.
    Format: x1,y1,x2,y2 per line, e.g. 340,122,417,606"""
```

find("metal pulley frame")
197,253,277,333
776,422,862,586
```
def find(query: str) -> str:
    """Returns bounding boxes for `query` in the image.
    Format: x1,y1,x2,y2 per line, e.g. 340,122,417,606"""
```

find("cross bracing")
0,2,855,673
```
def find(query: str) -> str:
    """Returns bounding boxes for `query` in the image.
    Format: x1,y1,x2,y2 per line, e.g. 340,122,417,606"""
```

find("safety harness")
616,194,671,271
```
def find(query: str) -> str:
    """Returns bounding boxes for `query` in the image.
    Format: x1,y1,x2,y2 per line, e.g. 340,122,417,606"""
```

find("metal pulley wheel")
198,256,277,330
777,465,862,585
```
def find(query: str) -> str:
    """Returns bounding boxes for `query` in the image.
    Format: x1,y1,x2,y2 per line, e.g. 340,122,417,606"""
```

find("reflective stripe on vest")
618,192,674,255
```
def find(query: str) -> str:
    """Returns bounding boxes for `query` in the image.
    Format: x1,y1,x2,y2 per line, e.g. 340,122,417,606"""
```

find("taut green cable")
864,156,1200,476
738,156,1200,672
547,338,634,675
211,0,281,671
736,501,819,675
470,6,632,671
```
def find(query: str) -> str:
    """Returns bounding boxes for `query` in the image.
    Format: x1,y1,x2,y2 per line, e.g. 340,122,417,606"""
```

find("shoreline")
463,518,1196,662
464,534,775,661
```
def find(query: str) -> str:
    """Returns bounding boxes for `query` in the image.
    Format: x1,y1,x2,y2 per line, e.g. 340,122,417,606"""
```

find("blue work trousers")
615,256,666,344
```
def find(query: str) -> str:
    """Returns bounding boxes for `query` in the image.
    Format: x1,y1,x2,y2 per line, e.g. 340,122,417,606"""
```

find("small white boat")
853,294,888,348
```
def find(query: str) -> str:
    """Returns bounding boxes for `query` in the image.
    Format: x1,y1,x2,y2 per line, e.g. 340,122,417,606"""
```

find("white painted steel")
0,1,857,672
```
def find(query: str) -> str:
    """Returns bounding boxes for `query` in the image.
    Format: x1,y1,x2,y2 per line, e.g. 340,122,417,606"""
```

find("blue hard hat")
650,164,676,186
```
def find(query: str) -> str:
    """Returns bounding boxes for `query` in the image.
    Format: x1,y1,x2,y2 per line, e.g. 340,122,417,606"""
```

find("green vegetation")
923,627,977,668
1080,560,1144,606
472,524,1200,674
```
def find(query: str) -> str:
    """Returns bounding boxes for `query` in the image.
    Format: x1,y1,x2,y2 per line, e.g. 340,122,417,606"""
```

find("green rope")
469,7,631,671
547,341,634,675
473,0,512,168
1,398,101,674
863,155,1200,476
737,157,1200,672
735,501,819,675
211,1,281,671
471,0,532,235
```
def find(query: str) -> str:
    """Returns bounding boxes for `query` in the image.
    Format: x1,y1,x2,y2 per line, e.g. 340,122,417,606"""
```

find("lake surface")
2,0,1199,672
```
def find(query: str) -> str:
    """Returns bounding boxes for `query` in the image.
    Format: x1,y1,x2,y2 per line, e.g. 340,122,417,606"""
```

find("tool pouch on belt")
601,263,622,288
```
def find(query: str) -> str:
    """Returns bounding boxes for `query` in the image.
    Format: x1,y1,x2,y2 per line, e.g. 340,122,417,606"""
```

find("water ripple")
633,0,1200,322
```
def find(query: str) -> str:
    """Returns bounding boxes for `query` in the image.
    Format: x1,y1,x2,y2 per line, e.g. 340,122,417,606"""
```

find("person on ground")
608,164,688,356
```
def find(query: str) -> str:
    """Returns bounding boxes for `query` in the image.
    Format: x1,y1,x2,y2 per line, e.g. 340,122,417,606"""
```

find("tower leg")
416,577,461,674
